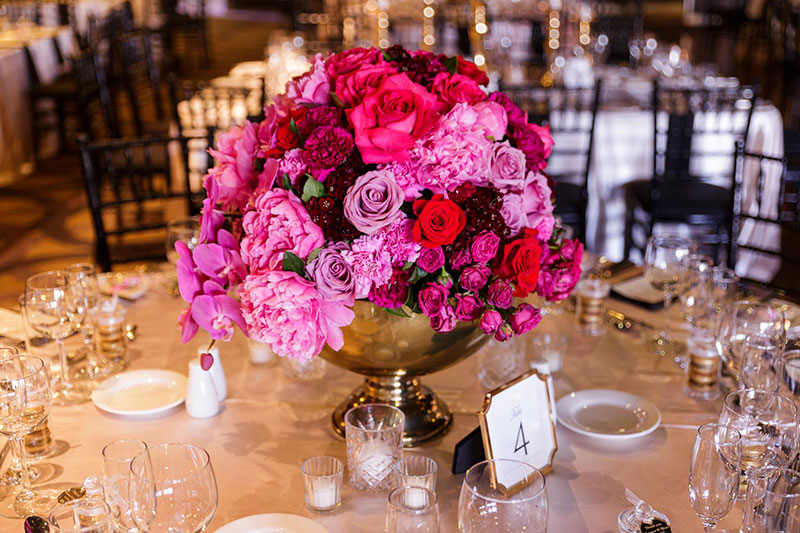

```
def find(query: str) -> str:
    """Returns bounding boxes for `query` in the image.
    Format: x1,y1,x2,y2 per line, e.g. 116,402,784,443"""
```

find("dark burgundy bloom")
302,125,354,170
369,267,412,309
298,106,341,138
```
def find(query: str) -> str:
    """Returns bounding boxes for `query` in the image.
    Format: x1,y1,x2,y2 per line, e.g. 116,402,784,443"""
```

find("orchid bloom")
176,241,203,303
193,230,247,287
199,198,224,244
191,293,248,341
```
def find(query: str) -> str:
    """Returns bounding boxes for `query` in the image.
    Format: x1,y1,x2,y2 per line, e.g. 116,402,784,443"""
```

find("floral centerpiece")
176,45,583,362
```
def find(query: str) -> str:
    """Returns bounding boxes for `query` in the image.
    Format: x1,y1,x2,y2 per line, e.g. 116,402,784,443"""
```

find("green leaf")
307,247,322,263
282,173,292,190
329,91,345,108
402,261,415,271
408,266,428,285
289,118,301,141
301,177,326,202
281,251,305,275
444,56,458,74
254,158,265,173
384,306,412,318
382,49,392,62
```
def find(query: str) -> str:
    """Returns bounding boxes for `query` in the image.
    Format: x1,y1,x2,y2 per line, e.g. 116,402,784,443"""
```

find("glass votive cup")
393,455,437,493
345,403,405,492
576,279,610,336
301,456,343,513
529,333,568,374
385,486,440,533
93,298,128,372
685,326,721,400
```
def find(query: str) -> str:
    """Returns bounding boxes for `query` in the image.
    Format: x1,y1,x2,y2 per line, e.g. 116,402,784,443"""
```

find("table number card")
477,370,557,495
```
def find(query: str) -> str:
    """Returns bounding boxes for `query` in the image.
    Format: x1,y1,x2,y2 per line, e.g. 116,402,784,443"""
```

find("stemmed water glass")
643,234,697,357
0,352,58,517
716,301,786,380
102,439,148,532
742,466,800,532
24,270,89,404
129,443,218,532
65,263,106,380
688,423,742,532
740,332,785,393
458,459,548,532
679,254,714,329
165,217,200,265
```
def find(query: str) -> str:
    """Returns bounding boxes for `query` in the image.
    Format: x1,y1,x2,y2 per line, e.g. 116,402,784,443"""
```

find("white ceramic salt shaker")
199,346,226,401
185,359,219,418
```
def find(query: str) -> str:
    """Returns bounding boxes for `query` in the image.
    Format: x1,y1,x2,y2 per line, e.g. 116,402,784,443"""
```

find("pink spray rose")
480,309,503,335
285,54,330,106
489,141,527,192
537,264,582,302
239,270,354,360
240,188,324,273
450,248,472,270
418,282,450,318
417,247,445,273
486,279,513,309
470,231,500,264
346,73,445,164
494,322,513,341
343,169,405,234
509,303,542,335
431,72,487,107
325,47,382,82
459,265,491,292
430,304,457,333
454,294,484,321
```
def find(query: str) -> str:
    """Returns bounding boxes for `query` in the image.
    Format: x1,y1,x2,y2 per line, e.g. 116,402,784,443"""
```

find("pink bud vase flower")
178,307,199,344
285,54,331,105
480,309,503,335
176,241,203,303
417,247,445,273
241,188,324,274
509,303,542,335
191,293,248,342
343,170,405,234
418,282,450,318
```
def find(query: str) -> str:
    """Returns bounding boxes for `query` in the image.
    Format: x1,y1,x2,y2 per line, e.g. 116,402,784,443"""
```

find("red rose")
274,123,300,152
457,57,489,86
263,108,306,157
431,72,487,108
494,228,542,297
412,194,466,248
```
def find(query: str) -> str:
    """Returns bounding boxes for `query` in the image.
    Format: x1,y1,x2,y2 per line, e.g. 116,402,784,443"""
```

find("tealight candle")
345,404,405,492
301,456,343,513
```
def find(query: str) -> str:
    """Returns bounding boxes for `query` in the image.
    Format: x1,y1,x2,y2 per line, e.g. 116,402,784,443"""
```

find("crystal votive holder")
576,279,611,336
301,456,343,513
385,486,440,533
345,403,405,492
393,455,437,494
530,333,568,374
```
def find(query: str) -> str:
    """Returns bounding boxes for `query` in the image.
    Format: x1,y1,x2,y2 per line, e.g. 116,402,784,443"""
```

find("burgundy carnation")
369,266,412,309
302,125,354,171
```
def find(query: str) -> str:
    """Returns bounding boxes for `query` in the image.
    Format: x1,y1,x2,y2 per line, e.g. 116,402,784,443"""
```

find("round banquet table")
0,276,749,532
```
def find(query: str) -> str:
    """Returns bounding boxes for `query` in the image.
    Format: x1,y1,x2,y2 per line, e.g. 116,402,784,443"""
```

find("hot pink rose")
509,303,542,335
418,282,450,318
431,72,487,108
430,305,457,333
346,73,445,164
286,54,330,106
494,322,513,341
325,47,382,82
241,188,324,273
480,309,502,334
487,279,513,309
335,63,397,108
417,247,445,273
205,121,260,211
470,231,500,264
521,171,555,241
239,270,354,360
459,265,491,292
454,294,483,321
537,264,582,302
512,123,554,172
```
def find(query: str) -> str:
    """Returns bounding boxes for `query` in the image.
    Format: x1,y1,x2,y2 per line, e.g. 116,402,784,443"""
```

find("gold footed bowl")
319,301,489,447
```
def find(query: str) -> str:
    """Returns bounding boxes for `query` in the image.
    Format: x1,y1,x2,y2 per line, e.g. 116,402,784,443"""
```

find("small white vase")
185,360,219,418
199,346,226,401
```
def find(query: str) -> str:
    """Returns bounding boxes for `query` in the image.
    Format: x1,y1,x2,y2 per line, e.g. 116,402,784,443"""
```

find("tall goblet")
129,443,218,532
166,217,200,265
0,353,58,517
458,459,547,532
24,271,88,404
65,263,106,380
679,254,714,328
643,234,697,357
688,423,742,532
716,301,786,379
102,439,147,532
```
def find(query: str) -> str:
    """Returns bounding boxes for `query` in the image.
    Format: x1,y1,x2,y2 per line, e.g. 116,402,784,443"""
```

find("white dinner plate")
98,272,149,300
556,389,661,440
215,514,329,533
91,369,187,416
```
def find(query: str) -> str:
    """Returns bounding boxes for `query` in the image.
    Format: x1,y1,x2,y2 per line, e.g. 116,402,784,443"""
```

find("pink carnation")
285,54,330,106
205,121,260,211
378,218,421,264
241,189,324,273
342,234,393,298
239,271,354,360
278,149,307,184
384,162,424,201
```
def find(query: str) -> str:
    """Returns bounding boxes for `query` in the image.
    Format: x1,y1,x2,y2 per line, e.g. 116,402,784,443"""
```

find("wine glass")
688,423,742,532
716,301,785,380
740,332,785,393
718,389,799,493
129,443,218,532
0,352,58,517
458,459,547,532
102,439,147,532
385,486,440,533
679,254,714,328
65,263,107,381
166,217,200,265
742,466,800,532
643,234,697,357
24,270,89,404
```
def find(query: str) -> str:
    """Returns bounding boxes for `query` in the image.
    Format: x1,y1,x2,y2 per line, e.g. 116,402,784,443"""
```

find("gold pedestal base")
331,375,452,447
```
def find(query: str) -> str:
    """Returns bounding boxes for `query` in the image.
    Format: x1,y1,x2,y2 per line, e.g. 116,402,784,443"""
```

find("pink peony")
521,171,555,241
205,121,260,211
335,63,397,108
342,234,393,298
509,303,542,335
346,73,445,164
431,72,487,108
278,149,307,184
241,188,324,273
285,54,330,106
325,47,382,82
489,141,527,192
239,270,354,360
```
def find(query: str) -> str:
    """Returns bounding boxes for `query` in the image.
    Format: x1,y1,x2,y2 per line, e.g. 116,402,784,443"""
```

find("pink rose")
335,63,397,108
430,305,457,333
501,193,526,237
450,248,472,270
418,282,450,318
239,270,354,360
470,231,500,264
489,141,527,192
509,303,542,335
431,72,487,108
417,247,445,273
488,92,527,127
325,47,382,82
454,294,483,321
494,322,513,341
559,238,584,264
472,101,508,140
205,121,260,211
521,171,555,241
459,265,491,292
285,54,330,106
343,169,405,234
346,73,445,164
487,279,513,309
537,264,582,302
241,188,324,273
480,309,503,334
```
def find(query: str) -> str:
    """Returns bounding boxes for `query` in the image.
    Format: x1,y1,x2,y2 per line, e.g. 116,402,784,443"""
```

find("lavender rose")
454,294,483,321
418,282,450,318
459,265,491,292
509,303,542,335
487,279,513,309
470,231,500,264
418,247,445,273
488,141,527,192
480,309,503,334
430,305,457,333
344,170,405,234
306,244,355,305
